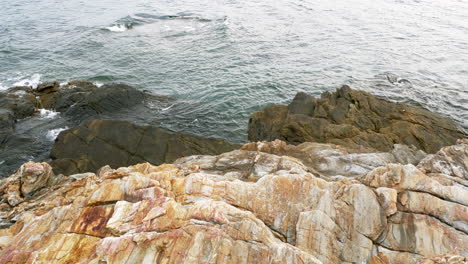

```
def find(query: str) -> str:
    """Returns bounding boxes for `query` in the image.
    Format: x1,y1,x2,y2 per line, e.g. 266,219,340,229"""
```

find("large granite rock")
50,119,240,175
0,140,466,263
248,86,467,153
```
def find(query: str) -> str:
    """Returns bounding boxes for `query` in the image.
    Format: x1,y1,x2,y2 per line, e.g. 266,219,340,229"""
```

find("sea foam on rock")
0,140,466,263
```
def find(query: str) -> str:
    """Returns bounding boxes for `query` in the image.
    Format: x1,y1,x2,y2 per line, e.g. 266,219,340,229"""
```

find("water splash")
46,127,68,141
13,74,42,89
39,109,60,119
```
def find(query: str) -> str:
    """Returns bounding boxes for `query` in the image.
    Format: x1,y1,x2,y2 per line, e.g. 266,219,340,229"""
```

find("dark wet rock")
35,81,59,93
248,86,467,153
1,81,165,122
0,81,174,178
38,81,97,111
35,82,163,121
0,109,15,134
62,83,152,120
0,86,38,120
50,119,240,175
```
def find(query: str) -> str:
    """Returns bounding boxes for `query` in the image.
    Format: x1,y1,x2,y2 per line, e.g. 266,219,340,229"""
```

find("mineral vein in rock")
0,139,466,263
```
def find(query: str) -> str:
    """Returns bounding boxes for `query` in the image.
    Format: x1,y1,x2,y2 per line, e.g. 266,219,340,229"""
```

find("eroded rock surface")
0,140,466,263
248,86,467,153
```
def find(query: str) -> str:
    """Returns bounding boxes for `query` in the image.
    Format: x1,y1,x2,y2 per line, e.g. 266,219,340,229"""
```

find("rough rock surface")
241,140,427,178
248,86,466,153
0,140,466,263
50,119,240,175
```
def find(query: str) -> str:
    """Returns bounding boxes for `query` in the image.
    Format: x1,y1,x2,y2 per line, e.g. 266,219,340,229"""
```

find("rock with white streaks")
0,140,466,263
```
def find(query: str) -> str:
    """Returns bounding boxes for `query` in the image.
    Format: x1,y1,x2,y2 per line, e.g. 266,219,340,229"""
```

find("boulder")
37,80,98,111
35,81,59,93
0,86,37,120
248,86,467,153
50,119,240,175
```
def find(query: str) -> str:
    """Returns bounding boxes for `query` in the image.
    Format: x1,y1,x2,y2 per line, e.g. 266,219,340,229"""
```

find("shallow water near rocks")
0,0,467,145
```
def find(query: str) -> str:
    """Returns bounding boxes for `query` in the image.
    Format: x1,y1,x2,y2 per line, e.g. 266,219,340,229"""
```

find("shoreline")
0,80,467,263
1,80,466,178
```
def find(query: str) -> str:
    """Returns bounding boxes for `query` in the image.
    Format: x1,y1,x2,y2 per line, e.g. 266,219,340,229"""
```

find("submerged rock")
0,140,466,263
50,119,240,175
248,86,467,153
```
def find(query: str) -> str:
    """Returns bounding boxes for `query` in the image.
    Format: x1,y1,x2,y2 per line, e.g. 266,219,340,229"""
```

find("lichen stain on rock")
70,205,114,238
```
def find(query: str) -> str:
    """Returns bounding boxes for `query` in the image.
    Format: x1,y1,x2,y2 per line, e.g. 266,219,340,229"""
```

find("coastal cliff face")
0,139,466,263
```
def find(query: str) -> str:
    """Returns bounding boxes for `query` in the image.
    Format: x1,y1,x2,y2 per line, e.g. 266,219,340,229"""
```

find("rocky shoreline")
249,85,465,153
0,82,466,263
0,81,236,177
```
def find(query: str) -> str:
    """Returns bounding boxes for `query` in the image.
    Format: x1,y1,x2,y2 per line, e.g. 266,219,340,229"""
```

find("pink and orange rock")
0,140,466,263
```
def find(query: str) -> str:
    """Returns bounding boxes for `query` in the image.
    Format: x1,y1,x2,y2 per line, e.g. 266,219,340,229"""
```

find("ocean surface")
1,0,467,144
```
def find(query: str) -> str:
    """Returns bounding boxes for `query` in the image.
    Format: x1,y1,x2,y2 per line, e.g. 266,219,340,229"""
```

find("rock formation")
0,81,174,177
248,86,466,153
0,139,466,263
0,81,165,124
50,119,240,175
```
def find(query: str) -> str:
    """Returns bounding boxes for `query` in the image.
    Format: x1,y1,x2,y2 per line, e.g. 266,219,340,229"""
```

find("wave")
46,127,68,141
38,109,60,119
102,15,145,32
12,73,42,89
104,24,131,32
93,81,104,87
102,13,226,32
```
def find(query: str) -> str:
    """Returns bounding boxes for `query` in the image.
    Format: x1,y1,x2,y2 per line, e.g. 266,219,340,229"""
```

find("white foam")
13,74,42,89
39,109,59,119
0,83,7,91
93,81,104,87
161,104,174,111
59,81,69,86
12,90,27,96
46,127,68,141
105,24,127,32
223,16,229,25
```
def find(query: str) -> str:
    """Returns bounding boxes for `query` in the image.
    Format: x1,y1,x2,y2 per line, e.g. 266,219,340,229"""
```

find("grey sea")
1,0,467,144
